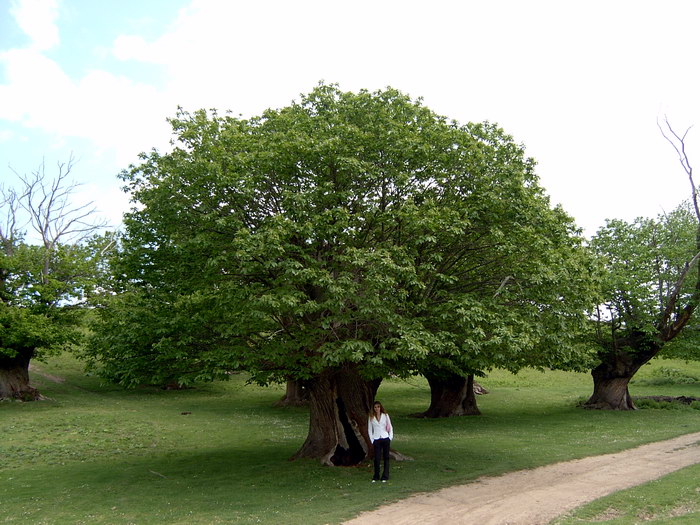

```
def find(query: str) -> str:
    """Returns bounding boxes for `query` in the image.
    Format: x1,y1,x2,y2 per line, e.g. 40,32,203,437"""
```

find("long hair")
370,400,387,421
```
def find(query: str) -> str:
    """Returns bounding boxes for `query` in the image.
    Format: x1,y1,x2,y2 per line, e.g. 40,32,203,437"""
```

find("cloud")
72,180,131,229
0,129,14,143
74,71,173,160
0,0,176,168
0,48,73,123
112,34,158,63
9,0,60,51
3,0,700,236
0,46,173,165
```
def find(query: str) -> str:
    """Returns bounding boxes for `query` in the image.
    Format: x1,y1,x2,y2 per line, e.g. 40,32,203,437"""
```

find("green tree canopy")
1,158,110,400
584,117,700,409
89,84,598,462
586,201,700,408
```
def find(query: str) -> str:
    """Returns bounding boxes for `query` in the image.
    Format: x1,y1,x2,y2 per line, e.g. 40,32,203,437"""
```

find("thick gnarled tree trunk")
584,351,654,410
275,379,309,407
291,366,380,465
0,352,41,401
586,373,636,410
415,372,481,418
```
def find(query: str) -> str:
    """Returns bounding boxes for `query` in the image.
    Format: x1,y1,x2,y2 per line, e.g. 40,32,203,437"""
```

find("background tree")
585,119,700,409
0,158,108,400
88,84,598,464
402,123,600,418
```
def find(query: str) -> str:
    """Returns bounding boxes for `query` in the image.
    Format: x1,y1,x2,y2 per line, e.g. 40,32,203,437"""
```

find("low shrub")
633,366,699,386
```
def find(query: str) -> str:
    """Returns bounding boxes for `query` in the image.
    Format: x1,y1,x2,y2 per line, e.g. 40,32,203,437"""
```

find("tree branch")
658,117,700,341
658,249,700,331
12,155,107,247
658,116,699,222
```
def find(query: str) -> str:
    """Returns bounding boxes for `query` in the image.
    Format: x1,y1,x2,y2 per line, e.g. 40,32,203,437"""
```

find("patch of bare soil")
344,432,700,525
636,395,700,404
588,507,624,522
666,503,697,518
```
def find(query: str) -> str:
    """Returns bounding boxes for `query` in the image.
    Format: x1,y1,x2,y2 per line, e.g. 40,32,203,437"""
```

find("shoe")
381,479,387,483
372,479,377,483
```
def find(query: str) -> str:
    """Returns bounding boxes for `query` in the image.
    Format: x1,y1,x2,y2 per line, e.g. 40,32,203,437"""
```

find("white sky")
1,0,700,237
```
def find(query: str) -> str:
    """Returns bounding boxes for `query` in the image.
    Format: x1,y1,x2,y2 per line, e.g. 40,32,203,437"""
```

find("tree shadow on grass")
1,442,369,524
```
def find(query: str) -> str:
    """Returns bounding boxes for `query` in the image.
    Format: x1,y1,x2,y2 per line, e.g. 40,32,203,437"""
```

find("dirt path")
345,432,700,525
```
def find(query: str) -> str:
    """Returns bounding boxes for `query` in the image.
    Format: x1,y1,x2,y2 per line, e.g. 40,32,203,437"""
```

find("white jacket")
368,413,393,443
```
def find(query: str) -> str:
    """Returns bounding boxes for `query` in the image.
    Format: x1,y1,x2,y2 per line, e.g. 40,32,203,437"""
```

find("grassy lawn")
553,463,700,524
1,356,699,524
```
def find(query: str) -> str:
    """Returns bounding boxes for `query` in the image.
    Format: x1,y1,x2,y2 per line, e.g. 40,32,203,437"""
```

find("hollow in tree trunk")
415,372,481,418
0,351,41,401
275,379,309,407
291,366,382,466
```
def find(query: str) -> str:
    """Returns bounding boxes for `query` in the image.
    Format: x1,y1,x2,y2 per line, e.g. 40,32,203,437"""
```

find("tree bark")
0,351,41,401
584,351,653,410
274,379,309,407
585,373,636,410
415,372,481,418
291,366,380,466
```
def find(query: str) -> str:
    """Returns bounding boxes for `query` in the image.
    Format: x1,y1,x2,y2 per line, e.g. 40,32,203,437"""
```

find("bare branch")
12,154,107,247
0,184,21,255
655,117,700,342
492,275,513,298
100,235,117,256
659,249,700,331
658,116,700,222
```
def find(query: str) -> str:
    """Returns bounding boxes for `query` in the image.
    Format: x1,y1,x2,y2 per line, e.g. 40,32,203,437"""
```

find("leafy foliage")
590,204,700,358
88,84,598,388
0,161,110,369
582,121,700,409
633,366,699,386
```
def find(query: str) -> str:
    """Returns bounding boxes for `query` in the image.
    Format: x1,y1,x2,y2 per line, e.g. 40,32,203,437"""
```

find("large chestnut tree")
88,85,597,463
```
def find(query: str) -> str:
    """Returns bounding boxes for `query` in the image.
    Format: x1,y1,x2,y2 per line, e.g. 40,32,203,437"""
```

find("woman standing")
368,401,393,482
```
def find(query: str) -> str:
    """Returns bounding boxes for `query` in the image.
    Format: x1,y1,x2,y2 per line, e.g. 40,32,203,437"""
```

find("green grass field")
2,356,700,524
553,463,700,524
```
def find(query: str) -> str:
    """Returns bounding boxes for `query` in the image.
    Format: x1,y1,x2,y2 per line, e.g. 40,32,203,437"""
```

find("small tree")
0,157,108,400
585,119,700,409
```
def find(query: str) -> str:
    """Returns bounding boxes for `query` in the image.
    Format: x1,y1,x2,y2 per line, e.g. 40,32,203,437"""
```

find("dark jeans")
373,438,391,480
